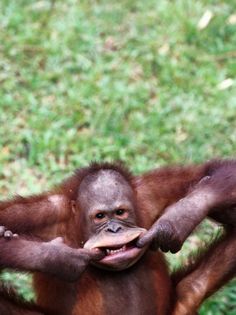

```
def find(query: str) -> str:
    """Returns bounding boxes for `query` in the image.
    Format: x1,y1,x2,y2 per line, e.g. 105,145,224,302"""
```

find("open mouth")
97,237,145,270
99,238,138,257
84,227,147,270
105,245,127,256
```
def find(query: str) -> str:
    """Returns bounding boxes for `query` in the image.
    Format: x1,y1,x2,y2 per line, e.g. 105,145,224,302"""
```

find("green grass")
0,0,236,313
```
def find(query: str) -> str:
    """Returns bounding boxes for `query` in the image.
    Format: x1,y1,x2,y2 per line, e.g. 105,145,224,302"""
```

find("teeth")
105,245,126,256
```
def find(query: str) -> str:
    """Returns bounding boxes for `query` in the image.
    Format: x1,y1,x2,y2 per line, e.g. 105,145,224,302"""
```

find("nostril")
106,225,122,233
113,226,121,233
115,226,122,233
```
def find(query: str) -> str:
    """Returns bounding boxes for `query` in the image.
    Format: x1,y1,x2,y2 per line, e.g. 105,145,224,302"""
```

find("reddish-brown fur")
0,160,236,315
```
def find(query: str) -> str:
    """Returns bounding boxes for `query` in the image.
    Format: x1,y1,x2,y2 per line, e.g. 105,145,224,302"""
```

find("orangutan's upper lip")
84,228,146,250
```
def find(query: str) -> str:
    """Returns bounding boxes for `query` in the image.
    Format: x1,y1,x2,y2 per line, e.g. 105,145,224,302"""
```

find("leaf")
217,78,234,90
197,10,214,30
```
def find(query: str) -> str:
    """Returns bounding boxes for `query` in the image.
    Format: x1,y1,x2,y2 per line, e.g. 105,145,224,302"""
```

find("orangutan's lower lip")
98,245,145,267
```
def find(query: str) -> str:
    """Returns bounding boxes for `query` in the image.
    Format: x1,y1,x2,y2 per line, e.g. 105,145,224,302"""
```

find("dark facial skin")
77,170,147,271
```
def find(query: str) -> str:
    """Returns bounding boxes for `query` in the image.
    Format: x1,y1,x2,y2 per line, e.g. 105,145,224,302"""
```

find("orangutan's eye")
116,209,125,216
95,213,105,219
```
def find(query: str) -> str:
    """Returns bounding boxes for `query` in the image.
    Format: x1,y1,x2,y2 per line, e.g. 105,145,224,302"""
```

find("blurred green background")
0,0,236,314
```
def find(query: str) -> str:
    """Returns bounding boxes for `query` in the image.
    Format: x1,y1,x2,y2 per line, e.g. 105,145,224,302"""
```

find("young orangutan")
0,159,236,315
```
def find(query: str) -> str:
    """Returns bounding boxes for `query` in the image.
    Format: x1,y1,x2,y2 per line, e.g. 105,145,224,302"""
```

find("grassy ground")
0,0,236,313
